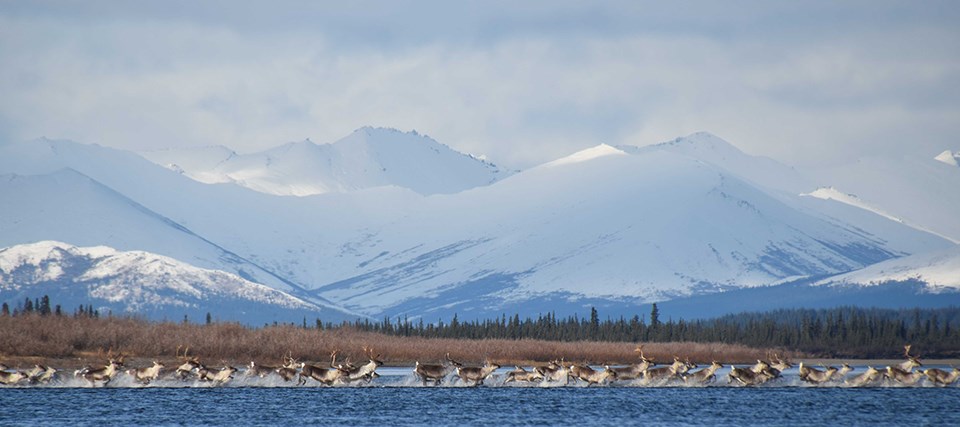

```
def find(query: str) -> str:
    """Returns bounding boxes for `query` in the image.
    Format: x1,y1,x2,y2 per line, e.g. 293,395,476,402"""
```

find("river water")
1,366,958,426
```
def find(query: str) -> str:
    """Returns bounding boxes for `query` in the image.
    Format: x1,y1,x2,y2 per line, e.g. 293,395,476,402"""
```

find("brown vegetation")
0,314,796,368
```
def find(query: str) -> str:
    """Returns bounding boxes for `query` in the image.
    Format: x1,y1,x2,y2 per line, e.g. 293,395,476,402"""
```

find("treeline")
1,295,98,318
4,295,958,358
345,305,960,358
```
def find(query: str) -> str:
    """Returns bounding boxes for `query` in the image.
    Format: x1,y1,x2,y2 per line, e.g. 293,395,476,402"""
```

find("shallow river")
1,366,958,426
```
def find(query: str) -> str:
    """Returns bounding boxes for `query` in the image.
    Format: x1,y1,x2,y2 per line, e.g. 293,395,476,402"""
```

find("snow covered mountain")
306,142,953,319
807,150,960,243
0,241,357,324
816,245,960,292
935,150,960,167
0,168,302,295
0,131,954,322
139,127,510,196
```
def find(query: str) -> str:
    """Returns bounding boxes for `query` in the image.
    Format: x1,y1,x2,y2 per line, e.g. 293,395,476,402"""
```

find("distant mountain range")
0,128,957,324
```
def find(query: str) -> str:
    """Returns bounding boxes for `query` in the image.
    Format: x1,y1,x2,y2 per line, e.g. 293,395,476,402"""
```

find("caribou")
340,348,384,384
276,354,302,381
535,359,570,384
0,370,28,385
683,361,723,385
897,345,923,372
727,366,775,386
455,361,502,386
174,346,203,379
569,364,618,386
884,366,925,386
26,364,57,384
504,366,544,383
610,346,656,381
198,366,239,385
641,357,693,384
921,368,960,386
798,362,840,384
127,360,164,385
75,351,125,387
769,354,793,372
299,351,349,386
413,353,459,386
751,359,782,382
845,366,882,387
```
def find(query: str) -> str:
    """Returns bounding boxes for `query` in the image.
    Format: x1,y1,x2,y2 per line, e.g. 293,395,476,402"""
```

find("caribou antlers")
634,345,655,363
445,353,463,367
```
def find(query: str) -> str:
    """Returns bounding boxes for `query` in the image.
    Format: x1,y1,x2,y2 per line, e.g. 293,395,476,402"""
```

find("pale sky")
1,1,958,169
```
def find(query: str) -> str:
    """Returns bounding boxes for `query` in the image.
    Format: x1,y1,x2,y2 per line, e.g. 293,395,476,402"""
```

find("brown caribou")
683,361,723,385
174,346,203,379
610,346,656,381
25,364,58,384
504,366,544,383
0,370,28,385
198,365,239,385
727,365,774,386
413,353,459,386
127,360,165,385
798,362,840,384
845,366,882,387
535,359,570,384
897,345,923,372
641,357,693,384
455,360,501,386
75,350,125,386
340,348,384,384
569,364,618,386
885,366,925,385
921,368,960,386
299,351,349,386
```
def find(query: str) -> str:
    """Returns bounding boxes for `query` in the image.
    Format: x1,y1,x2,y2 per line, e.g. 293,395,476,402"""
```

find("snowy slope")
0,133,953,321
0,241,357,324
308,146,952,318
809,151,960,243
935,150,959,167
138,145,237,183
0,168,300,294
139,127,510,196
620,132,811,195
815,245,960,292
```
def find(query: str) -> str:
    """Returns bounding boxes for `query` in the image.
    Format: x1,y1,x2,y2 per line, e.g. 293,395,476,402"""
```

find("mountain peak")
657,132,743,155
545,144,627,168
934,150,959,167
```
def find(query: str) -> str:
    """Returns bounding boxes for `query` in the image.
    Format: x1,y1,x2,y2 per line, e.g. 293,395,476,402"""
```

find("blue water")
2,385,959,426
2,367,959,426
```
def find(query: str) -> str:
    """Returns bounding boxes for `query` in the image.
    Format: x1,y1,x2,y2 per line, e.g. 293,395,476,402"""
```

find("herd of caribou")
1,344,957,388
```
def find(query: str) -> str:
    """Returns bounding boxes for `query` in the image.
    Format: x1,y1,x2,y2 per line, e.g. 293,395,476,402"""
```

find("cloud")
1,2,958,169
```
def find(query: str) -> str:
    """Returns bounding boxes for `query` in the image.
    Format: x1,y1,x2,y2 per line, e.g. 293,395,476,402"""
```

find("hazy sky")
1,1,958,169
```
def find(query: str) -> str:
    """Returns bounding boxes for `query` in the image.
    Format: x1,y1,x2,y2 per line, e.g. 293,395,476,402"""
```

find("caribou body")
845,366,882,387
798,362,839,384
727,366,774,386
504,366,543,383
885,366,925,385
76,354,125,387
0,370,28,385
570,364,618,386
198,366,238,385
921,368,960,386
414,353,459,386
683,361,723,385
456,361,501,386
26,364,58,384
642,357,693,384
341,349,384,384
127,361,164,384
